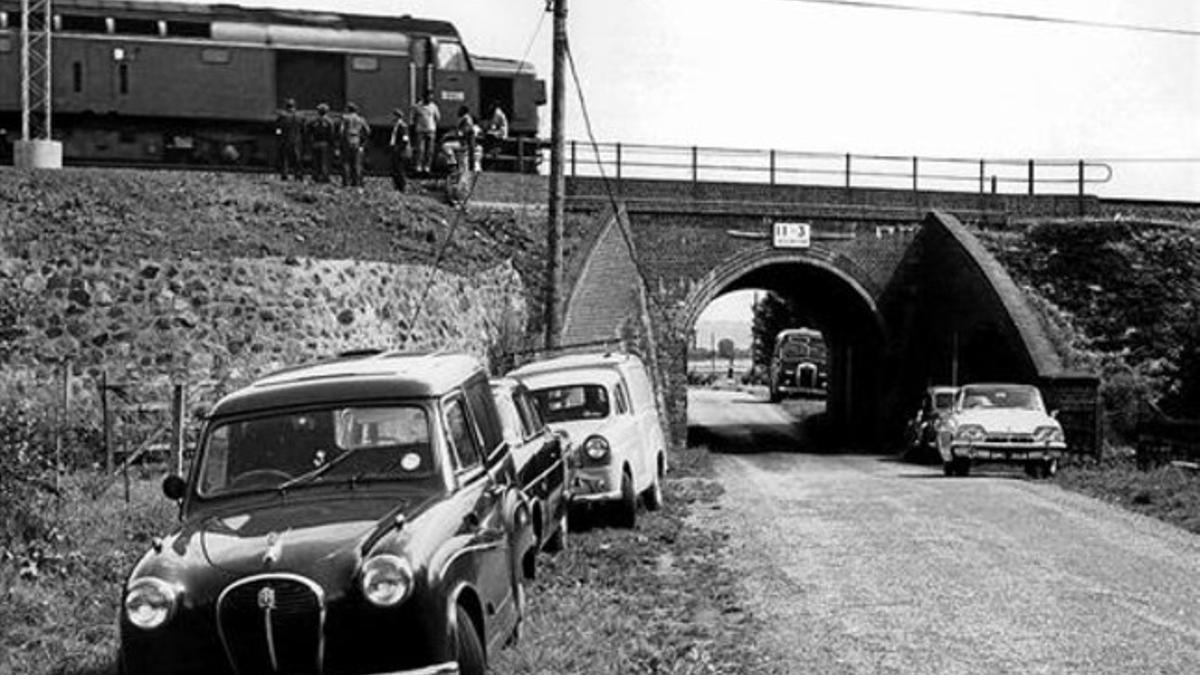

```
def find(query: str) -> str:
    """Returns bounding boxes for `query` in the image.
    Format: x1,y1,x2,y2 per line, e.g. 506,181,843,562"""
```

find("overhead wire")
781,0,1200,38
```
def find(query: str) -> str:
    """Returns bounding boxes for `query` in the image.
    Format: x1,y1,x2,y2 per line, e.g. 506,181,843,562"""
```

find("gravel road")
688,388,1200,674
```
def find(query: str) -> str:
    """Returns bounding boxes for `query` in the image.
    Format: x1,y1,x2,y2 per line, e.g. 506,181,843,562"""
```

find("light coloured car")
508,352,667,528
936,382,1067,478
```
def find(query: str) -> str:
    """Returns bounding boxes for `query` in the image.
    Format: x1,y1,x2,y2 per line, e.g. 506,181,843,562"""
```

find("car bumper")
568,465,622,503
947,443,1066,463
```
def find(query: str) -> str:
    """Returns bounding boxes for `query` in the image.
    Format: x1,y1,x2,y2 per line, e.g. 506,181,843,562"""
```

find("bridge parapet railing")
564,141,1113,197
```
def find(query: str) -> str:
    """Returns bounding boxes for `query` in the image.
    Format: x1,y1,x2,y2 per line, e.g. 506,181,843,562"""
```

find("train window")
72,62,82,93
436,41,468,72
118,63,129,95
114,18,157,36
59,14,108,33
350,56,379,72
167,21,211,38
201,48,230,65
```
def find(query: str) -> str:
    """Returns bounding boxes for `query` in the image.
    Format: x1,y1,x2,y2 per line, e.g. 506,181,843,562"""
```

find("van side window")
443,395,481,473
515,390,544,435
614,382,630,415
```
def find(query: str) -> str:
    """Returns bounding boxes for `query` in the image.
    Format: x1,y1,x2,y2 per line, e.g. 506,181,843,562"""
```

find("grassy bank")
1056,459,1200,535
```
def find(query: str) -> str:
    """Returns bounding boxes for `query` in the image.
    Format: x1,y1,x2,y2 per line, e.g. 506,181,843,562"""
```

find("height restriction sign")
772,222,811,249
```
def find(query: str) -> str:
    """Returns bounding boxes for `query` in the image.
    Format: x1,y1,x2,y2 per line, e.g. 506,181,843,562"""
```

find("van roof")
211,351,485,417
507,351,642,379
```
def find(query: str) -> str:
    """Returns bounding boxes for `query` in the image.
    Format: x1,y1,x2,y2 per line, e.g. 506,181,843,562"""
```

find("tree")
717,338,735,361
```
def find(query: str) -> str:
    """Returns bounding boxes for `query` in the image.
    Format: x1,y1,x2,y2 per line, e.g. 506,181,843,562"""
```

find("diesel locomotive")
0,0,545,169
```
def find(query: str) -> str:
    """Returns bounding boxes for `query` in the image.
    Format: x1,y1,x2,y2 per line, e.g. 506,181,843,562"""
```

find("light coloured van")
507,352,667,528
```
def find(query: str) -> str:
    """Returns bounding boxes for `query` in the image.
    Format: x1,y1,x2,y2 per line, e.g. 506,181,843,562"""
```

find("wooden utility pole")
544,0,567,349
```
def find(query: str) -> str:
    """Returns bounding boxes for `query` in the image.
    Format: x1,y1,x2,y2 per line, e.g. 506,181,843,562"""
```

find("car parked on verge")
508,352,667,528
119,351,535,675
491,377,570,558
936,382,1067,478
904,385,958,460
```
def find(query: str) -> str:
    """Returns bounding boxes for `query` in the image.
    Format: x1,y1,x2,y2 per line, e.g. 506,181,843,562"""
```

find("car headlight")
583,435,610,462
360,554,414,607
954,425,987,443
1033,426,1064,443
124,578,180,630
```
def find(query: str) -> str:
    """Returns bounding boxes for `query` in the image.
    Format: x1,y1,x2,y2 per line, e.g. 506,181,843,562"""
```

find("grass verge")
494,444,781,674
1056,458,1200,535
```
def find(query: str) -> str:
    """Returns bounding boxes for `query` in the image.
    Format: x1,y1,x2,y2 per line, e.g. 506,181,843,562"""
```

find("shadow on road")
689,411,839,455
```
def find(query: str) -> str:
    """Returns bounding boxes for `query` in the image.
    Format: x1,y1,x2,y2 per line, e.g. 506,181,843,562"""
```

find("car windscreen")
197,405,435,497
530,384,610,423
959,386,1041,411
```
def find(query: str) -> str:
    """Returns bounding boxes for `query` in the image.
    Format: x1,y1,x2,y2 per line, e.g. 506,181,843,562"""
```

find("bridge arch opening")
680,256,888,450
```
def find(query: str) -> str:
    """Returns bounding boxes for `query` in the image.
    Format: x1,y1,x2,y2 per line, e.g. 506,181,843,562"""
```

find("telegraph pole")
544,0,567,349
17,0,61,168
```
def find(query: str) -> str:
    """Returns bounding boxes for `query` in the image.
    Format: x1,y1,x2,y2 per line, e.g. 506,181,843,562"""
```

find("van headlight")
124,578,180,630
361,554,414,607
583,435,610,462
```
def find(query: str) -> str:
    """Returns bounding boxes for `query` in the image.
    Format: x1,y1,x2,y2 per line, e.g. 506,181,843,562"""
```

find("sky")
179,0,1200,327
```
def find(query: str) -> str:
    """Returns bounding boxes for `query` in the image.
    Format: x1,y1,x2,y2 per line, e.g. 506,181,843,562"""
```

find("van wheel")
454,605,486,675
643,459,664,511
613,471,637,528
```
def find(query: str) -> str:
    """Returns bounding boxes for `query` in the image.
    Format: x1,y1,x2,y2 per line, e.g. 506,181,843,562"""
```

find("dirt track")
689,388,1200,674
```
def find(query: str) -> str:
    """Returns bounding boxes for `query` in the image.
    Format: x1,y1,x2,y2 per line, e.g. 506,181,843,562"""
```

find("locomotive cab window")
436,41,468,71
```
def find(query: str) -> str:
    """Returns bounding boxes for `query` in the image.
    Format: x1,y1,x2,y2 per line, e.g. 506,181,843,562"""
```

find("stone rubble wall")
2,255,527,414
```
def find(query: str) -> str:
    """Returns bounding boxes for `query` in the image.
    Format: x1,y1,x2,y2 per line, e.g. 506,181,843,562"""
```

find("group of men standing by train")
274,96,509,192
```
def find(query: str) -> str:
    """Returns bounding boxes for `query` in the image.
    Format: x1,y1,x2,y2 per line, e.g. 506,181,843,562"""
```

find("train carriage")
0,0,545,170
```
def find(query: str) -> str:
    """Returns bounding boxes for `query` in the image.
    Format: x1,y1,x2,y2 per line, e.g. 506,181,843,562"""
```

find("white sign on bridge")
772,222,812,249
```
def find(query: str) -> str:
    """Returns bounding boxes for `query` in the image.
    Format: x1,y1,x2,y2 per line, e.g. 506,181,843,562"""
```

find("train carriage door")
432,38,478,126
410,36,431,105
276,50,345,110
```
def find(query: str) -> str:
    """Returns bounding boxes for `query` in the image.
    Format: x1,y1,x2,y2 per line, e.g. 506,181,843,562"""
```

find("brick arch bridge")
559,183,1100,453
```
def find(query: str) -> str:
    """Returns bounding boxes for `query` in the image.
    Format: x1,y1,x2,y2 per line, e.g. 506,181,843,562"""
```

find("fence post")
615,142,622,183
172,383,186,477
912,156,919,192
991,175,998,194
102,370,113,474
769,149,776,186
979,160,985,194
1028,159,1035,195
517,137,525,174
844,153,851,190
691,145,698,185
570,140,576,178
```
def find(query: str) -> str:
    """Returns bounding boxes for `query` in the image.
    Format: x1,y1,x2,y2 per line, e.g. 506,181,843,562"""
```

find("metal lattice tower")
20,0,52,141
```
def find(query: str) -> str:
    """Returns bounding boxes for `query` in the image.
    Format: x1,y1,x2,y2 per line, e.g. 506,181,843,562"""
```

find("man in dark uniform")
340,102,371,188
274,98,304,180
307,103,336,183
387,108,410,192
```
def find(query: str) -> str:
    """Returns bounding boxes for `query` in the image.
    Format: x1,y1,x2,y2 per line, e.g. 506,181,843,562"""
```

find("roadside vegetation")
978,218,1200,534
